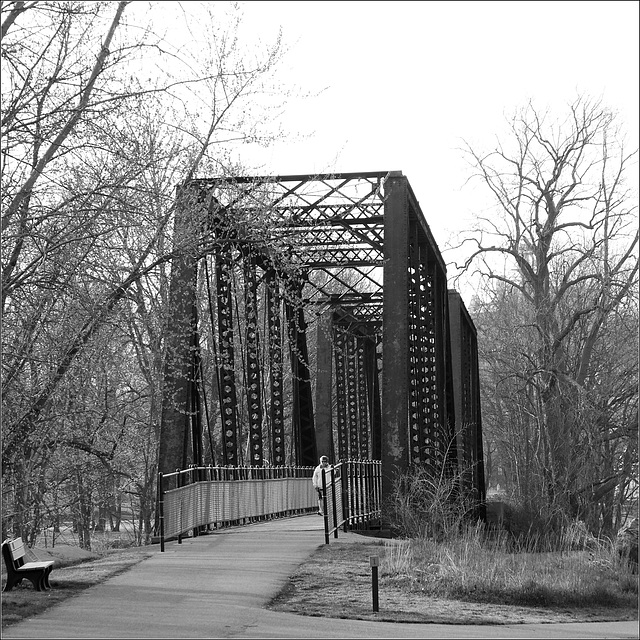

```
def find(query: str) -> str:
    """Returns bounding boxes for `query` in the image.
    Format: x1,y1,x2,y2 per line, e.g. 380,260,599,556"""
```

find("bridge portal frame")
157,170,484,507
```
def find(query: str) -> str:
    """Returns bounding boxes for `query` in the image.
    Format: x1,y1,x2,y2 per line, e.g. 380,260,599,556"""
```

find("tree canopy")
1,0,293,546
458,96,638,534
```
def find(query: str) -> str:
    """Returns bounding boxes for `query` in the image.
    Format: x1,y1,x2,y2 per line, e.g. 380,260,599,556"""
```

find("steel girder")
215,247,239,466
243,254,263,466
333,323,379,461
381,172,459,499
266,270,286,465
157,189,202,475
448,290,487,516
284,278,317,466
407,218,454,475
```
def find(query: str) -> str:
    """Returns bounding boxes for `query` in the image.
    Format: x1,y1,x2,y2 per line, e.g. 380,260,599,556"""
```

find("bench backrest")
2,537,27,569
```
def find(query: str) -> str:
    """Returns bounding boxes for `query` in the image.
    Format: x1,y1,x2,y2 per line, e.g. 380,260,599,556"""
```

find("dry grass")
267,540,639,625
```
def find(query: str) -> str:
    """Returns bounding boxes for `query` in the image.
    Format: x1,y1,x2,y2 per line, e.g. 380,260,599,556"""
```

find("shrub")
384,463,478,541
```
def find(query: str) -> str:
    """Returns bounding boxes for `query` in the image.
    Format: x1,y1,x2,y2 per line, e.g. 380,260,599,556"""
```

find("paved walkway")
3,514,637,639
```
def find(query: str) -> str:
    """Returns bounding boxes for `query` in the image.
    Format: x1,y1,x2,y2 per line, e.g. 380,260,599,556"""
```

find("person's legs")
317,489,323,515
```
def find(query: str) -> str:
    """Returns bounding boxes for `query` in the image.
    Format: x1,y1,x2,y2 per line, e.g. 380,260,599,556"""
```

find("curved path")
3,515,637,639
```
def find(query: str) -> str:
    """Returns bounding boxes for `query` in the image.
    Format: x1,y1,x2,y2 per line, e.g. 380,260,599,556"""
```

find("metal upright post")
157,472,165,553
330,466,339,539
322,470,330,544
315,309,334,460
382,172,410,501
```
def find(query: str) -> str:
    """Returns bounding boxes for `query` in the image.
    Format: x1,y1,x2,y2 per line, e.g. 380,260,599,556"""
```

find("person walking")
312,456,331,515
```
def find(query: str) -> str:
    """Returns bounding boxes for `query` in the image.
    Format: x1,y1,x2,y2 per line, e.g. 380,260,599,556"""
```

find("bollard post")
370,555,379,612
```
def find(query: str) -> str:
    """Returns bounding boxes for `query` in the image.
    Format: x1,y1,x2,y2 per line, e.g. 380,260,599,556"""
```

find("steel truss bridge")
158,171,485,513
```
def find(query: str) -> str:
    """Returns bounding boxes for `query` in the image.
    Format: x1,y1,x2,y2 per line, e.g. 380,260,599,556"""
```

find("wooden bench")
2,537,54,592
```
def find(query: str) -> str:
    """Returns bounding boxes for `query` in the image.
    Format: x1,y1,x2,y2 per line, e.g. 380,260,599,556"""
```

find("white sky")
232,0,639,260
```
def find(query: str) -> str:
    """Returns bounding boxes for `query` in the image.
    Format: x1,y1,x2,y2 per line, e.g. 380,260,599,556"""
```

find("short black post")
370,555,379,612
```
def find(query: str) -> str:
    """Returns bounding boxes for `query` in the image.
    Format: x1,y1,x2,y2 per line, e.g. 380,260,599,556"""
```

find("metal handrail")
156,465,315,551
322,459,382,543
156,460,382,551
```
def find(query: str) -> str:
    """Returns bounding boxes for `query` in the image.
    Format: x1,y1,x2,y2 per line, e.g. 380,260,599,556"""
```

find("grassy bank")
268,525,638,625
381,524,638,609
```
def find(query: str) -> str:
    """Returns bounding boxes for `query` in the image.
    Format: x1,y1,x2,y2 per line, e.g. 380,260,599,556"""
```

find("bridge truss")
158,171,485,507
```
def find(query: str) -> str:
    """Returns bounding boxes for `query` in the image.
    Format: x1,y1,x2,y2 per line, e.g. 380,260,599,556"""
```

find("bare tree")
457,96,638,533
1,0,293,543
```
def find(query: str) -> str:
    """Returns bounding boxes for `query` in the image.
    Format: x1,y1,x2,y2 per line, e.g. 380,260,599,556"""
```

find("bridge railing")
322,460,382,543
157,460,383,550
156,465,316,551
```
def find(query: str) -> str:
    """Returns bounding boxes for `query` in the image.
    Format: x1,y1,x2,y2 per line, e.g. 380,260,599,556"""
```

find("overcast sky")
231,0,639,258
